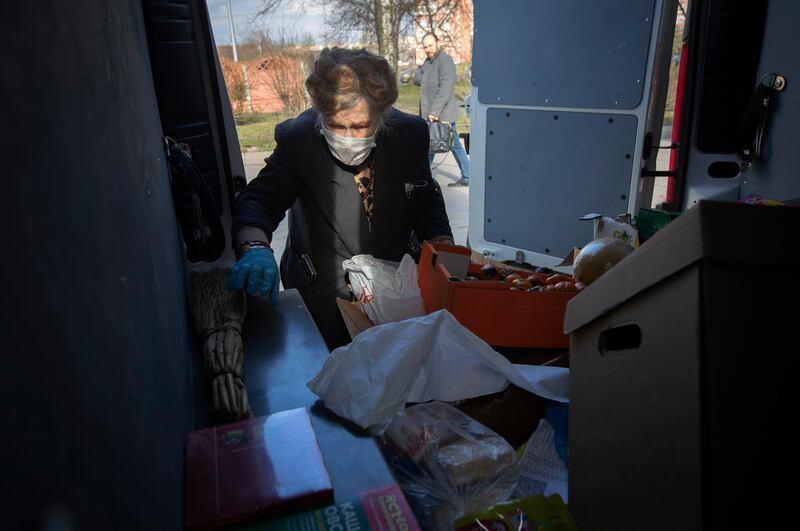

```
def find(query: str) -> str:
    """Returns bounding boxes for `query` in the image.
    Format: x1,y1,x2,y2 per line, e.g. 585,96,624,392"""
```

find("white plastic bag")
342,254,424,325
306,309,570,434
381,402,520,530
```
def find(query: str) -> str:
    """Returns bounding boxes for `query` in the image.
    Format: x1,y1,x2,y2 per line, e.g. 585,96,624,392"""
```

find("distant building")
219,54,306,114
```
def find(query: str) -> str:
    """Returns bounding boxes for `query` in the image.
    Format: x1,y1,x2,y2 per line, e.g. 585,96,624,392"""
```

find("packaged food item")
737,194,785,206
580,212,639,247
381,402,520,531
435,440,517,488
453,494,579,531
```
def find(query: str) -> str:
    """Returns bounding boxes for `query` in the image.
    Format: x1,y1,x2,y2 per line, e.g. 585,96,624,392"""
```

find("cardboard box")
418,242,575,348
563,201,799,531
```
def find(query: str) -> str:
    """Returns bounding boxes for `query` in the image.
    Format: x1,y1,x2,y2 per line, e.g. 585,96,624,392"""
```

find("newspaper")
513,418,569,503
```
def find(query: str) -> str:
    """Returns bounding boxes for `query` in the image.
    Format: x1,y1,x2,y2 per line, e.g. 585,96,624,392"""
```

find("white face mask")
320,126,377,166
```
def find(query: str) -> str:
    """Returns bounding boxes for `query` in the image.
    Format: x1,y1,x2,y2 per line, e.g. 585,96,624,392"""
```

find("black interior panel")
141,0,233,213
3,2,195,528
696,0,768,153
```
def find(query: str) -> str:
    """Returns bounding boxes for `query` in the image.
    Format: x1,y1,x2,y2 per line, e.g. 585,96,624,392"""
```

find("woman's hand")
228,248,280,303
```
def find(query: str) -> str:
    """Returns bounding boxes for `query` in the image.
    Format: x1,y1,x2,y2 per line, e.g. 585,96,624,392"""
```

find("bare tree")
325,0,416,74
249,29,315,113
261,56,309,112
255,0,417,74
221,58,247,113
255,0,300,18
408,0,464,53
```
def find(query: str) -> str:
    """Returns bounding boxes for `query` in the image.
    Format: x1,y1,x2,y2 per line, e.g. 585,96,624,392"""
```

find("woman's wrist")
235,227,271,259
235,240,272,259
235,226,268,246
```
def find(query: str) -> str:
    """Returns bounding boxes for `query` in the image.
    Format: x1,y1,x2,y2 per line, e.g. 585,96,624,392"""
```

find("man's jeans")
429,122,470,181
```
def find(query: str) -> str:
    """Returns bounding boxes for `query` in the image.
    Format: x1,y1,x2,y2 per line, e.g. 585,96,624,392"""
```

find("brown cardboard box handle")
599,323,641,355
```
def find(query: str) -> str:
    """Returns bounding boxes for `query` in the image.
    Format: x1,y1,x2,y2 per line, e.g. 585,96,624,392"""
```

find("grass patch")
396,83,421,114
235,113,287,152
235,112,274,126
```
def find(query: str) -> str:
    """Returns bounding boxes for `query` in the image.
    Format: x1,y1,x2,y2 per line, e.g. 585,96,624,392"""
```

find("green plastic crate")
637,207,680,242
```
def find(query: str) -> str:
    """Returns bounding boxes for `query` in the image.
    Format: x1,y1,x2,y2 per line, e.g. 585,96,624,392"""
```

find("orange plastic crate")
418,242,574,348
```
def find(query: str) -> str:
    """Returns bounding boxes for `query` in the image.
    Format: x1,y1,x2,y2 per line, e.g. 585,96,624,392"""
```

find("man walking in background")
413,33,470,187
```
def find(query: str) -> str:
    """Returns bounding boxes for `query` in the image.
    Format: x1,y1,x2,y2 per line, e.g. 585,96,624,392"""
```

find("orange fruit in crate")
480,264,498,280
510,278,532,290
526,275,543,287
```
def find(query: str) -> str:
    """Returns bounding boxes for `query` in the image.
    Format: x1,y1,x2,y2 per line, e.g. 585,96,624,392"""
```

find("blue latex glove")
545,401,569,466
228,248,280,303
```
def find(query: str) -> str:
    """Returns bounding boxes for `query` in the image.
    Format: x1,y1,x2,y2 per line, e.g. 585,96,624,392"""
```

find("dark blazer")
233,107,452,348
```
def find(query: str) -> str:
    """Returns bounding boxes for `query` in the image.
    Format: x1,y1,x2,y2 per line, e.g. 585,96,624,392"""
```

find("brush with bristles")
188,268,251,421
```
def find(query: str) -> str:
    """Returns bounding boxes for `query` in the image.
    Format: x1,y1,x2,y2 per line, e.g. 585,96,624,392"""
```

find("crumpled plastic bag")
307,309,568,434
342,254,424,325
453,493,578,530
381,402,520,530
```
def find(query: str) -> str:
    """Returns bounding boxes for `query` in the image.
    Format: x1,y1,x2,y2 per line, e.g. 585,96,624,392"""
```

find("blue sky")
206,0,326,46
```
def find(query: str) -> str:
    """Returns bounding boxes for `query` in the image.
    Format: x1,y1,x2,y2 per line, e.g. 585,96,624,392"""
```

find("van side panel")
2,2,193,529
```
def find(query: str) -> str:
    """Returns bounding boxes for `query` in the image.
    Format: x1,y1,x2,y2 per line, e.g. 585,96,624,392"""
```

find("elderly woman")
229,47,454,349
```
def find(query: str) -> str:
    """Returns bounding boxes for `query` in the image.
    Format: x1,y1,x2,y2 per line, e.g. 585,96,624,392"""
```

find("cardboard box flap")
556,247,581,268
420,242,471,279
336,298,375,339
564,201,800,333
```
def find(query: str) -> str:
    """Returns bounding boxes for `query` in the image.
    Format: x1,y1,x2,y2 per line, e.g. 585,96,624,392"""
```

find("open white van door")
467,0,678,266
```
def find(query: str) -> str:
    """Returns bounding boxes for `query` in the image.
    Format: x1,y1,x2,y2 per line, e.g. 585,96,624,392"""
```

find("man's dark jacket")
233,107,452,348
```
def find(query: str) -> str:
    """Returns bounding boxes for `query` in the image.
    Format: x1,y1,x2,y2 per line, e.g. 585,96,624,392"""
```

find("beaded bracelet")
236,240,272,258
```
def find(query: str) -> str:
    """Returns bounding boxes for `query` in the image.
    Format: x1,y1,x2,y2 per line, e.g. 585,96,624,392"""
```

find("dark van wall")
2,2,193,529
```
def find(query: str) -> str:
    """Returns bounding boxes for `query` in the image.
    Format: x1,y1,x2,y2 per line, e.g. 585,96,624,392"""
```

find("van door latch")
735,72,787,170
